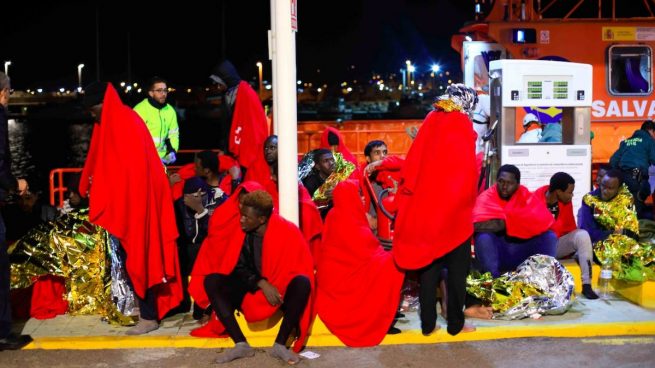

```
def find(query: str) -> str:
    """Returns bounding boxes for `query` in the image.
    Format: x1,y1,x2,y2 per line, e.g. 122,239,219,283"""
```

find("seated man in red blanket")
473,164,558,277
316,180,405,347
191,188,314,365
360,139,404,230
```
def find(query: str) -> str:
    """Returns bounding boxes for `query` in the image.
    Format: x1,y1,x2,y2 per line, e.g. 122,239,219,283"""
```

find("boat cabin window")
608,45,652,96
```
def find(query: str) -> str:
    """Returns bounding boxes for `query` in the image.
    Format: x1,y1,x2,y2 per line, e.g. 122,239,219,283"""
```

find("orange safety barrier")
49,121,423,207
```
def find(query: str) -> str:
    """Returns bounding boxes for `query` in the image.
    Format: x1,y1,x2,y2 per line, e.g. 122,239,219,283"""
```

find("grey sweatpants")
556,229,594,285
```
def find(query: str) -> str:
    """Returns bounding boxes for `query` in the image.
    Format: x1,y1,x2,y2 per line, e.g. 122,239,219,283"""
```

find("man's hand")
228,165,241,180
364,161,382,176
183,189,206,214
258,279,282,306
17,178,29,196
169,173,182,186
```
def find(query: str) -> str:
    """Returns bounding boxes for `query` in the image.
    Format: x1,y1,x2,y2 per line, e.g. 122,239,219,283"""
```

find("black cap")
81,82,108,108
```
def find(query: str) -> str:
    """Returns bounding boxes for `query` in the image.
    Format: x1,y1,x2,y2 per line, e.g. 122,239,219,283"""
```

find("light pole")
405,60,411,91
77,64,85,91
4,61,11,76
431,64,440,89
256,61,263,99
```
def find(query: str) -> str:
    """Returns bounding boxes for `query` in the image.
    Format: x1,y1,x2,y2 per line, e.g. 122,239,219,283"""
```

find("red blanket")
229,81,269,169
245,149,323,263
532,185,576,238
79,84,182,319
320,126,361,181
472,185,555,239
317,181,404,347
188,182,315,352
171,155,239,200
392,111,478,270
360,155,404,214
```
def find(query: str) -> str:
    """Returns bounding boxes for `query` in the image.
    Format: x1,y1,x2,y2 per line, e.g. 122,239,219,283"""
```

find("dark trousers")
114,235,158,321
474,231,558,278
623,173,651,218
0,213,11,338
204,274,311,345
418,239,471,336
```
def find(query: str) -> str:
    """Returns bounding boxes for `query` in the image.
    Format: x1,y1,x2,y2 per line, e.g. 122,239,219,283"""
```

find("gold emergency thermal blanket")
8,209,134,325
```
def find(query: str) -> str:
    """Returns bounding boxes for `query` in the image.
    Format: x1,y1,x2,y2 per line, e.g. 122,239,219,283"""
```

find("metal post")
271,0,299,225
77,64,85,90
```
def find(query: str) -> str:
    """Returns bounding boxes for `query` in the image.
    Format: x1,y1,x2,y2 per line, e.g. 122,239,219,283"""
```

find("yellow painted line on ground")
21,321,655,350
581,337,655,345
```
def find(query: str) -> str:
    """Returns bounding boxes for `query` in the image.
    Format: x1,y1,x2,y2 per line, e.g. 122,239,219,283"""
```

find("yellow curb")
21,321,655,350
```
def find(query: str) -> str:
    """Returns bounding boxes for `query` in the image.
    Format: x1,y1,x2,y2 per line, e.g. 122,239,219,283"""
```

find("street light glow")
431,64,440,72
4,61,11,76
408,65,416,73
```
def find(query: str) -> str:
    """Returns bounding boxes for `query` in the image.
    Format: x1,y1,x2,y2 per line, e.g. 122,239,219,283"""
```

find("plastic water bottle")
598,261,613,299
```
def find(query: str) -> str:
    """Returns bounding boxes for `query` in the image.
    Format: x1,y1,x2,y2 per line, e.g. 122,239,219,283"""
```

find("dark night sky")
0,0,477,90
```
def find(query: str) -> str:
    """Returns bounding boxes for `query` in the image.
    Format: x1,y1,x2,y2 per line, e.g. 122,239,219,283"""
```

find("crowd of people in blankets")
5,60,651,363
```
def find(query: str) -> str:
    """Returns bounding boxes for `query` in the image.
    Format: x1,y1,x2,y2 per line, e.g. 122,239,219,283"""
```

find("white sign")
502,145,592,218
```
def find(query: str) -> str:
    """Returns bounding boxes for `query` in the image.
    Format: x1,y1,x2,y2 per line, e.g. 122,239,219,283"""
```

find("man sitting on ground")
190,188,314,365
472,164,557,277
578,169,639,250
533,172,599,299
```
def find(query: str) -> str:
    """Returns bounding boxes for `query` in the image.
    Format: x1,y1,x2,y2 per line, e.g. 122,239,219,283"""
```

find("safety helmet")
522,113,539,127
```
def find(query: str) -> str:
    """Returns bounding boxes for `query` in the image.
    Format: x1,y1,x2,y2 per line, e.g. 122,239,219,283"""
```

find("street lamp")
431,64,441,89
256,61,263,99
405,60,411,90
4,61,11,76
77,64,85,91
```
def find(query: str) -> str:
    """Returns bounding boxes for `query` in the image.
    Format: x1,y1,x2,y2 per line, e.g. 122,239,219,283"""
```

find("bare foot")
270,342,300,365
198,314,210,325
461,322,476,333
215,342,255,364
464,305,493,320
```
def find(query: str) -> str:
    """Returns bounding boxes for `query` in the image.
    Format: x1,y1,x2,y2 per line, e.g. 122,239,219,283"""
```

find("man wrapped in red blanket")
316,180,404,347
472,164,557,277
79,82,182,335
188,183,314,365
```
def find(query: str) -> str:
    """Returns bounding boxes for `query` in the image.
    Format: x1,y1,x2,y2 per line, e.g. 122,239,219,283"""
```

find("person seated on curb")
316,180,405,346
188,185,314,365
472,164,558,277
360,139,404,231
578,169,639,250
173,176,227,319
533,172,599,299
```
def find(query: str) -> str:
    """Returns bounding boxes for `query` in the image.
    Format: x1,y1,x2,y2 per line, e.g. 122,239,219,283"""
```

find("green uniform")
134,99,179,160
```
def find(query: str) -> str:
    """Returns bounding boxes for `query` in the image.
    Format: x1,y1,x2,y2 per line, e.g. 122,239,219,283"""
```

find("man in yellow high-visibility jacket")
134,77,179,164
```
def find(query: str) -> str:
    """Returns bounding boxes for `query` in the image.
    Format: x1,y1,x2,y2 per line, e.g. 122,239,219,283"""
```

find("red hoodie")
79,84,182,319
316,180,404,347
532,185,577,238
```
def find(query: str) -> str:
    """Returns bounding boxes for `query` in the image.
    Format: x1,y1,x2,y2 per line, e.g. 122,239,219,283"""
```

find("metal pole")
269,2,279,134
78,64,85,90
95,4,101,81
3,61,10,76
271,0,299,225
257,61,264,99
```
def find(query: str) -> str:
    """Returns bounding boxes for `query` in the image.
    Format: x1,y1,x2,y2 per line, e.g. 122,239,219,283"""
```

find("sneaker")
0,334,33,351
125,319,159,335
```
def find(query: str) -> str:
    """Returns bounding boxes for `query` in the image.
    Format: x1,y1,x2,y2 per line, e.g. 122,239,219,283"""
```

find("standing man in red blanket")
472,164,557,277
79,82,182,335
209,60,268,172
392,84,479,336
533,172,599,299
